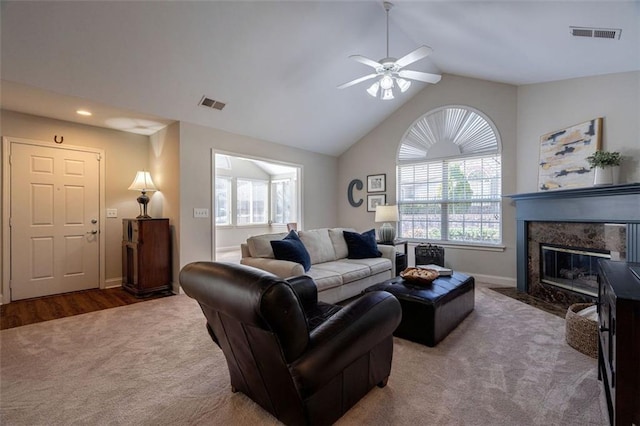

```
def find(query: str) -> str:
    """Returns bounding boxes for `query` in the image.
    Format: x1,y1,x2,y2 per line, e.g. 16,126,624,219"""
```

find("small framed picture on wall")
367,174,386,193
367,194,386,212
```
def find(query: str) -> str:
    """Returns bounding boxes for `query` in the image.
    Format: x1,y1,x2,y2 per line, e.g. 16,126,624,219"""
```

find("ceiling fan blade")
398,70,442,84
395,45,433,68
337,73,378,89
349,55,382,69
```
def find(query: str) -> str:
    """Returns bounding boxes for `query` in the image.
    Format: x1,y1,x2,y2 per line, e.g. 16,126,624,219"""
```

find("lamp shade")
375,205,399,223
128,171,158,192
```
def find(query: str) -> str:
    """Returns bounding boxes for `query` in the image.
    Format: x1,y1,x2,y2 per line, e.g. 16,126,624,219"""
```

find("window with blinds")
397,106,502,244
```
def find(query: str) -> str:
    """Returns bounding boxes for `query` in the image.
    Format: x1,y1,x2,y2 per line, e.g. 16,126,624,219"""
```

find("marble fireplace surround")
508,183,640,301
527,222,625,306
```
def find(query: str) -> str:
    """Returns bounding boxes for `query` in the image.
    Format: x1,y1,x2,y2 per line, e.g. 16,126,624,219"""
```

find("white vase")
612,165,620,185
593,166,614,186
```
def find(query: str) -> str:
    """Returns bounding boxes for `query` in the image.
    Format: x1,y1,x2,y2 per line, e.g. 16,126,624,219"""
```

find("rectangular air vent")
199,96,226,111
570,26,621,40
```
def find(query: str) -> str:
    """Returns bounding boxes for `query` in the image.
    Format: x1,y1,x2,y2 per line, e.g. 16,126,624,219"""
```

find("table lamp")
128,171,157,219
375,204,399,244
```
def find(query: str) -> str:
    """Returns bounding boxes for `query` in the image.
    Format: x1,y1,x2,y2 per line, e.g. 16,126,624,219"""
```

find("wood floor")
0,287,172,330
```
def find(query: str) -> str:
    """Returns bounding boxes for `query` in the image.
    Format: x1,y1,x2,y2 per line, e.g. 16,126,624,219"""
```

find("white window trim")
397,105,503,246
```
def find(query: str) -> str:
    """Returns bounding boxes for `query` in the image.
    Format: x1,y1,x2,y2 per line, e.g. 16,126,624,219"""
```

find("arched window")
397,105,502,245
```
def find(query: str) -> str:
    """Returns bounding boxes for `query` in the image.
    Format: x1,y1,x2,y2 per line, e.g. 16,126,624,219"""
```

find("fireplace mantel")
507,183,640,292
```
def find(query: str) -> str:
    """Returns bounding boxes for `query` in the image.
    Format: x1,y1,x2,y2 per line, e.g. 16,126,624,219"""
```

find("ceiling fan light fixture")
380,74,394,90
367,81,380,97
397,78,411,92
337,1,441,99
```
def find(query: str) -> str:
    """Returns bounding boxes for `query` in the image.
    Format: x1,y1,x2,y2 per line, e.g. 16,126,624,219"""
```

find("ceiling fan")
338,1,441,100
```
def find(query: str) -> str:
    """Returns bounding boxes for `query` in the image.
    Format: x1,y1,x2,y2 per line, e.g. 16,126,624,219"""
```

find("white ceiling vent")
570,26,622,40
199,96,226,110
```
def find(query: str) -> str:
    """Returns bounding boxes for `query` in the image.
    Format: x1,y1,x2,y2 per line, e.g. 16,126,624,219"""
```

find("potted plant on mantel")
586,150,622,186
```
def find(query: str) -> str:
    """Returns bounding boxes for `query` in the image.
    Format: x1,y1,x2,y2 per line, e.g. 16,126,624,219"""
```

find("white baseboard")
216,245,240,253
459,271,516,287
105,277,123,289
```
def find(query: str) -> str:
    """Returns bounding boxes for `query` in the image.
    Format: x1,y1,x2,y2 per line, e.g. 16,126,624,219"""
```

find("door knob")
87,230,98,235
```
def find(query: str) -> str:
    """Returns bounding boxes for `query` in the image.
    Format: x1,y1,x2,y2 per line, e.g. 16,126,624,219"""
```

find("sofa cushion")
303,268,343,292
298,229,336,264
270,230,311,272
343,229,382,259
344,257,392,275
247,232,288,258
313,261,370,284
328,228,355,260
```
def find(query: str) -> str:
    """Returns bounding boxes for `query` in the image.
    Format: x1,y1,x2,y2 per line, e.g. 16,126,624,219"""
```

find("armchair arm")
378,244,397,276
290,291,401,396
240,257,305,278
286,275,318,312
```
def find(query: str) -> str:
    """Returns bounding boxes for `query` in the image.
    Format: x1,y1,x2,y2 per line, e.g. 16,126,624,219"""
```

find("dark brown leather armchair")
179,261,402,426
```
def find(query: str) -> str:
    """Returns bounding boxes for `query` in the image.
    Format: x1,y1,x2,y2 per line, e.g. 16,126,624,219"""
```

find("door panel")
11,142,100,300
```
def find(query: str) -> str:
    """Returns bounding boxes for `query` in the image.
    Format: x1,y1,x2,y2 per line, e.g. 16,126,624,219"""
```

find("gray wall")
338,74,519,284
178,122,338,269
516,71,640,193
149,122,181,290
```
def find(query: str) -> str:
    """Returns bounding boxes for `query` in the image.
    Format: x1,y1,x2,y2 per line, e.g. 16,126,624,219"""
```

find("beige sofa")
240,228,395,304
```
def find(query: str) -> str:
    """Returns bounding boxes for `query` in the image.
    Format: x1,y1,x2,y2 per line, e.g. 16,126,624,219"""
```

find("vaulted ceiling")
2,1,638,156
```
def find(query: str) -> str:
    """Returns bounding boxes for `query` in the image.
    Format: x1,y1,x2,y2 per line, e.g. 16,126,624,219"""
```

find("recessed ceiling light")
76,110,92,116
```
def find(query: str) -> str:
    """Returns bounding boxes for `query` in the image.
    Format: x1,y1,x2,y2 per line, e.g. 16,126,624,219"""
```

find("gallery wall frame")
537,117,602,191
367,194,386,212
367,174,386,193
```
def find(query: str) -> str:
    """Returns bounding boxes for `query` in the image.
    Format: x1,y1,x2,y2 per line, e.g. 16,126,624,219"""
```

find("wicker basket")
565,303,598,359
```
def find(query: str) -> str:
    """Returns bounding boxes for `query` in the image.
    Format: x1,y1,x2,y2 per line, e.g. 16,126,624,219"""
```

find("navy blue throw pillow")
270,230,311,272
343,229,382,259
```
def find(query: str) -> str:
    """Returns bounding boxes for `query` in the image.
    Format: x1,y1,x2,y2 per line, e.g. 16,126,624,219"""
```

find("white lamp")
128,171,158,219
375,204,399,243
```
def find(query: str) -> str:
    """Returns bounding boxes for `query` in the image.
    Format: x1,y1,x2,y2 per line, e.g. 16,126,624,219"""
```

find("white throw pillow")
328,228,356,259
298,229,336,264
246,232,288,258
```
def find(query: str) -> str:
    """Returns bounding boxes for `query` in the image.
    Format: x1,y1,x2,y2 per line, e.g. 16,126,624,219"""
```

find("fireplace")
527,221,623,306
508,183,640,308
540,244,610,297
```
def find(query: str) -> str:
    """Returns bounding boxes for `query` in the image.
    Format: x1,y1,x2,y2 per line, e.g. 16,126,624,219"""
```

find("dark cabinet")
597,260,640,425
122,218,171,297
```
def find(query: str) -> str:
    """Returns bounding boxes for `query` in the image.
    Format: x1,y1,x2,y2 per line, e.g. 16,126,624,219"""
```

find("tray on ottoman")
364,272,474,347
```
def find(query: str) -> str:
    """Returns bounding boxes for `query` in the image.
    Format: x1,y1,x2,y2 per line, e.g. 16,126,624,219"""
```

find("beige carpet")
0,284,607,425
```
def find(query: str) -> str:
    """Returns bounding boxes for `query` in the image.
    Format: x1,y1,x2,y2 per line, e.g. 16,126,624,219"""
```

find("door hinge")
96,153,102,161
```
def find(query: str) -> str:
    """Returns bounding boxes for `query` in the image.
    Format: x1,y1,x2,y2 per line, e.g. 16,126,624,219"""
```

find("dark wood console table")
597,259,640,425
122,218,171,297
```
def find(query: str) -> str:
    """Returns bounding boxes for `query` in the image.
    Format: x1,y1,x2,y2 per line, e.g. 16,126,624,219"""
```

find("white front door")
10,141,101,300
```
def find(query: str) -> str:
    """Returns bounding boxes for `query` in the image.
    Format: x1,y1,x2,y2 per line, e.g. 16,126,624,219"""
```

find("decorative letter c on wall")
347,179,363,207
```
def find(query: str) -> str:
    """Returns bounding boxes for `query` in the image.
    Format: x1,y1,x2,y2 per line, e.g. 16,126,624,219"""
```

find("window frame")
212,152,302,229
396,105,504,248
236,177,269,226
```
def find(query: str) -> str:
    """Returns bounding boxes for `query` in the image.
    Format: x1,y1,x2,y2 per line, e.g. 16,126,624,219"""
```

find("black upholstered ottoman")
364,272,474,346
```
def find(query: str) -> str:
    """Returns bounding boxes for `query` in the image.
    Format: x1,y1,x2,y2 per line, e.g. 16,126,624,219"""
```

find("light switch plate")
106,208,118,218
193,208,209,218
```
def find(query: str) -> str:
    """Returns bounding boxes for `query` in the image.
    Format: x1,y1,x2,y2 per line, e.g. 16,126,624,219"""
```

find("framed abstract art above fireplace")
537,117,602,191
